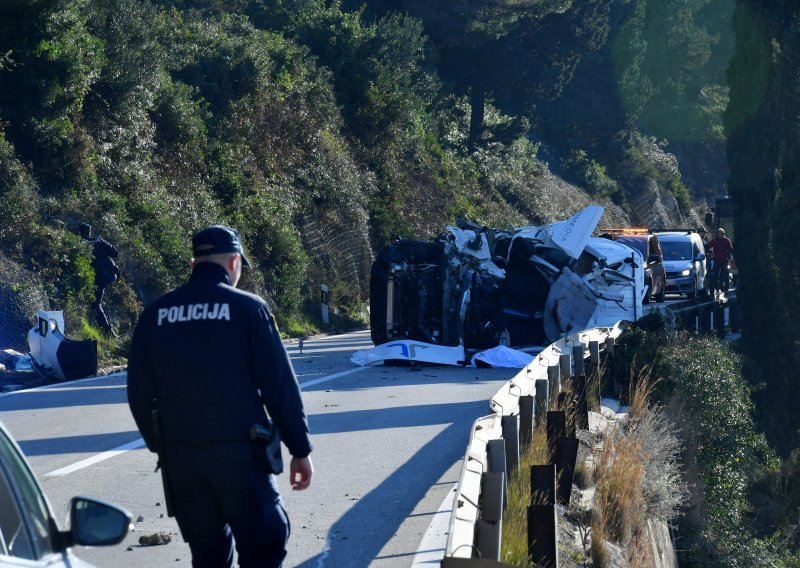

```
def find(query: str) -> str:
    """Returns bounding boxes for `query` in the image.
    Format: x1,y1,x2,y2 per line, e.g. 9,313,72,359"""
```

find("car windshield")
617,239,646,258
661,241,693,261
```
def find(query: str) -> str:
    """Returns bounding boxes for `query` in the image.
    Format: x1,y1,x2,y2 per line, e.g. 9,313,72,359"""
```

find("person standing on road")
707,227,734,290
79,223,120,334
707,228,733,264
127,225,313,568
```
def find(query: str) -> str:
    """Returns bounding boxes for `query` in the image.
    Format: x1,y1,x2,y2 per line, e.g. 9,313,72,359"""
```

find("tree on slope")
725,0,800,455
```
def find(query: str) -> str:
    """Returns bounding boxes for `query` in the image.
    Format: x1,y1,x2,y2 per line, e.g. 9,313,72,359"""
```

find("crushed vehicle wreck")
27,310,98,381
1,310,98,392
368,206,644,360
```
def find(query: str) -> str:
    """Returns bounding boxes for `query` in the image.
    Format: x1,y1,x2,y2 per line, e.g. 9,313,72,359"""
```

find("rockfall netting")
630,179,691,230
490,165,632,228
0,255,48,351
299,203,374,306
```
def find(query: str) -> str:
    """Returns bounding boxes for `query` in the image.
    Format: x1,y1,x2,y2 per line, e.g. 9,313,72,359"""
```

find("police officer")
79,222,120,333
127,225,313,568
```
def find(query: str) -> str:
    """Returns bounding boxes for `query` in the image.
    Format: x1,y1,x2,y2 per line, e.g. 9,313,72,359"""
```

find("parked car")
0,420,131,567
369,206,646,355
597,229,666,303
653,230,708,299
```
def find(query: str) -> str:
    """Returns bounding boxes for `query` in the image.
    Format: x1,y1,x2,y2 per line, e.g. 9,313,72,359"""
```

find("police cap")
192,225,252,267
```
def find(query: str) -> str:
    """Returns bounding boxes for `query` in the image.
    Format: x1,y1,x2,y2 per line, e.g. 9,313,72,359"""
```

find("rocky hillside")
0,1,725,356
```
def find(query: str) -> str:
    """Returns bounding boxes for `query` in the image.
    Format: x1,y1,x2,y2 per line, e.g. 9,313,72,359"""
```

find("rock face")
0,255,47,351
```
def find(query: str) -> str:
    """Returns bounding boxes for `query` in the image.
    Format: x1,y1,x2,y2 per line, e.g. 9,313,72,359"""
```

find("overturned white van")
368,206,644,357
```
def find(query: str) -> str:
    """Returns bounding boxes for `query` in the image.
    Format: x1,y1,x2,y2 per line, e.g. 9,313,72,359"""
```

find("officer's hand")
290,456,313,491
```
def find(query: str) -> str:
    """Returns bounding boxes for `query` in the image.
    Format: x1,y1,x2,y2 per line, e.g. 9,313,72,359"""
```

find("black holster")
250,422,283,475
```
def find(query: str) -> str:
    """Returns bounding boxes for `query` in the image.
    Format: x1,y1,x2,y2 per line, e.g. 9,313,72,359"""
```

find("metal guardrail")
447,415,503,559
444,323,628,561
444,290,740,563
661,289,739,337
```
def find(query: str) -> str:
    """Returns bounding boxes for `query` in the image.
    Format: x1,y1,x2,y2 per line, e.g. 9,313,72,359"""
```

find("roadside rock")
138,532,172,546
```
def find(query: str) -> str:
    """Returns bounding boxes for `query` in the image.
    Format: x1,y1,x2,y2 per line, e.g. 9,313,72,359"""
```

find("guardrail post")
519,395,534,448
699,304,712,334
729,298,740,332
487,439,507,509
556,391,569,421
714,303,726,338
547,410,567,460
534,379,548,428
547,364,560,398
572,375,589,430
589,341,601,364
588,340,600,378
552,436,579,505
604,336,615,357
601,337,615,397
528,465,558,568
476,471,504,561
501,415,519,475
682,309,696,332
572,344,585,377
559,353,572,381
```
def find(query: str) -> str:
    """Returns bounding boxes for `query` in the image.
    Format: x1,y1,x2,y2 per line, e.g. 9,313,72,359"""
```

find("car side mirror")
69,496,131,547
696,252,706,261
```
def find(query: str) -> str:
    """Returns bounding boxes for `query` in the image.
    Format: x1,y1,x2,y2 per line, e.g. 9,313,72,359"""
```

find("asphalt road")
0,330,515,567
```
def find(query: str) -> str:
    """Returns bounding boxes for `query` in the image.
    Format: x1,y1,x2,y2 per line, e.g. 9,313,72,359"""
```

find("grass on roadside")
591,372,686,567
501,418,549,566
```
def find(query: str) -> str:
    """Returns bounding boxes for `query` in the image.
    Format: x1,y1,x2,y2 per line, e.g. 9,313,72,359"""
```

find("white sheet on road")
350,340,465,366
469,345,538,368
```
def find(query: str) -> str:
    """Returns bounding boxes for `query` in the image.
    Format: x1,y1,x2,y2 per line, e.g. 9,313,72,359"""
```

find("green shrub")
615,316,784,567
611,311,671,390
564,149,626,205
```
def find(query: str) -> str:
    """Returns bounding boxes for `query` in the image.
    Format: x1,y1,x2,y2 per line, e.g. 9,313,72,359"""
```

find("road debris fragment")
138,532,172,546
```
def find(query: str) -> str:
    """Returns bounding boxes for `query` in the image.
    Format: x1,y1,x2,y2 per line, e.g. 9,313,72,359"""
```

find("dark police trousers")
92,272,117,332
166,441,290,568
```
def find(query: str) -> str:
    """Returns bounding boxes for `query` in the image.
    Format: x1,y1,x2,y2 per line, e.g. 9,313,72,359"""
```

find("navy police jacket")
86,236,120,285
127,262,312,459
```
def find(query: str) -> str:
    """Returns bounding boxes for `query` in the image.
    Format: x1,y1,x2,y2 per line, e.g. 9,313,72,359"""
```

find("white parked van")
653,230,708,299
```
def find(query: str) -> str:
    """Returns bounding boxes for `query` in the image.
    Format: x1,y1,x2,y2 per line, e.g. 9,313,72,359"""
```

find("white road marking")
45,438,147,477
38,365,367,477
298,365,369,389
410,485,457,567
0,372,125,398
